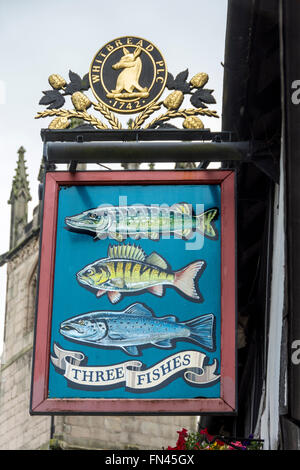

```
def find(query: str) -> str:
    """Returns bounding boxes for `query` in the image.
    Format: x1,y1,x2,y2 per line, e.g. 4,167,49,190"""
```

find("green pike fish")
65,203,218,241
76,244,206,304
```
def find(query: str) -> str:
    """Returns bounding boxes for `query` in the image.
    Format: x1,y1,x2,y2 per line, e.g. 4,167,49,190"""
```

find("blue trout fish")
65,203,218,241
59,303,215,356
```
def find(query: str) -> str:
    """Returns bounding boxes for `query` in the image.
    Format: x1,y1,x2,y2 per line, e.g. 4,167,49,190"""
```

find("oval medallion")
89,36,167,114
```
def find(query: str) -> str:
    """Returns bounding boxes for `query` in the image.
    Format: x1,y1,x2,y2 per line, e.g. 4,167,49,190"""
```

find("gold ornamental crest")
35,36,219,130
89,36,167,114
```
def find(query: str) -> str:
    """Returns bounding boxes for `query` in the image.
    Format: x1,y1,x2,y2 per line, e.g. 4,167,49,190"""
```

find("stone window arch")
25,257,38,334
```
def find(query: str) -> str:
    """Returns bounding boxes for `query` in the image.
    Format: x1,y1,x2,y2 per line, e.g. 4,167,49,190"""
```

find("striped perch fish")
65,203,219,241
76,244,206,304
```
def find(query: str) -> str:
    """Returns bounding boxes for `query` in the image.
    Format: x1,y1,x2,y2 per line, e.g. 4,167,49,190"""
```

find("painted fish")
65,203,218,241
76,244,206,304
59,302,215,356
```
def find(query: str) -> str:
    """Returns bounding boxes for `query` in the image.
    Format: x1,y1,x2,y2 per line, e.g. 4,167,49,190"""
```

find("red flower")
178,428,188,438
200,427,214,442
216,439,226,446
168,428,188,450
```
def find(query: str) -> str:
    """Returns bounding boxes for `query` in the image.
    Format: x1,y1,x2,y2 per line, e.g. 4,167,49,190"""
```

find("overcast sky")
0,0,228,354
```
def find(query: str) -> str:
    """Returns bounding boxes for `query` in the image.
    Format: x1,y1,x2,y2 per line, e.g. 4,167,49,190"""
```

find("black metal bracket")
41,128,246,165
40,128,279,183
41,128,236,143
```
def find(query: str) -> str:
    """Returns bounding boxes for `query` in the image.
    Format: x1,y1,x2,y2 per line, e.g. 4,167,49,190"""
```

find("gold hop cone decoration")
48,74,66,90
163,91,184,110
183,116,204,129
190,72,209,88
71,91,92,111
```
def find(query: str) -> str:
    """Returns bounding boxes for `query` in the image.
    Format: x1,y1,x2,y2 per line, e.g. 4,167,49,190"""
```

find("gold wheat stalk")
144,107,219,129
35,109,109,130
92,102,122,129
130,101,163,130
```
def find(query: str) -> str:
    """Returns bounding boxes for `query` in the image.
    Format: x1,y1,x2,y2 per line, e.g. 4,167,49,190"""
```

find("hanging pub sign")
31,36,236,414
30,170,236,414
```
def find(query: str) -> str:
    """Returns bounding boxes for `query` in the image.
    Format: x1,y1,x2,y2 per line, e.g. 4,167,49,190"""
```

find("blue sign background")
48,183,221,399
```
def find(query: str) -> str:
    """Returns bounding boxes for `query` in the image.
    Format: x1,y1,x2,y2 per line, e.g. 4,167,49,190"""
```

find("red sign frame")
30,170,236,414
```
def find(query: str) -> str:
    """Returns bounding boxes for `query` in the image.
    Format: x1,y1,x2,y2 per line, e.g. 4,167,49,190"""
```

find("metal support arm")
44,140,250,165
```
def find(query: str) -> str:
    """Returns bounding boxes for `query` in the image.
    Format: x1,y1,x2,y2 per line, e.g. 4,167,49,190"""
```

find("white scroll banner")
51,343,220,391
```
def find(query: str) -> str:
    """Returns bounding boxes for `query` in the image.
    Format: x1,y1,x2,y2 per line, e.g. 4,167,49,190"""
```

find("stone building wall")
0,235,52,450
0,148,198,450
0,229,198,451
50,415,196,451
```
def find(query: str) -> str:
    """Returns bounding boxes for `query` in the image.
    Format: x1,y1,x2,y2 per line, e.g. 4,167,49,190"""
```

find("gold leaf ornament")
130,101,163,130
144,107,218,129
48,116,70,129
71,92,92,111
35,109,108,130
183,115,204,129
48,74,66,90
190,72,209,88
92,102,122,129
163,90,184,110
